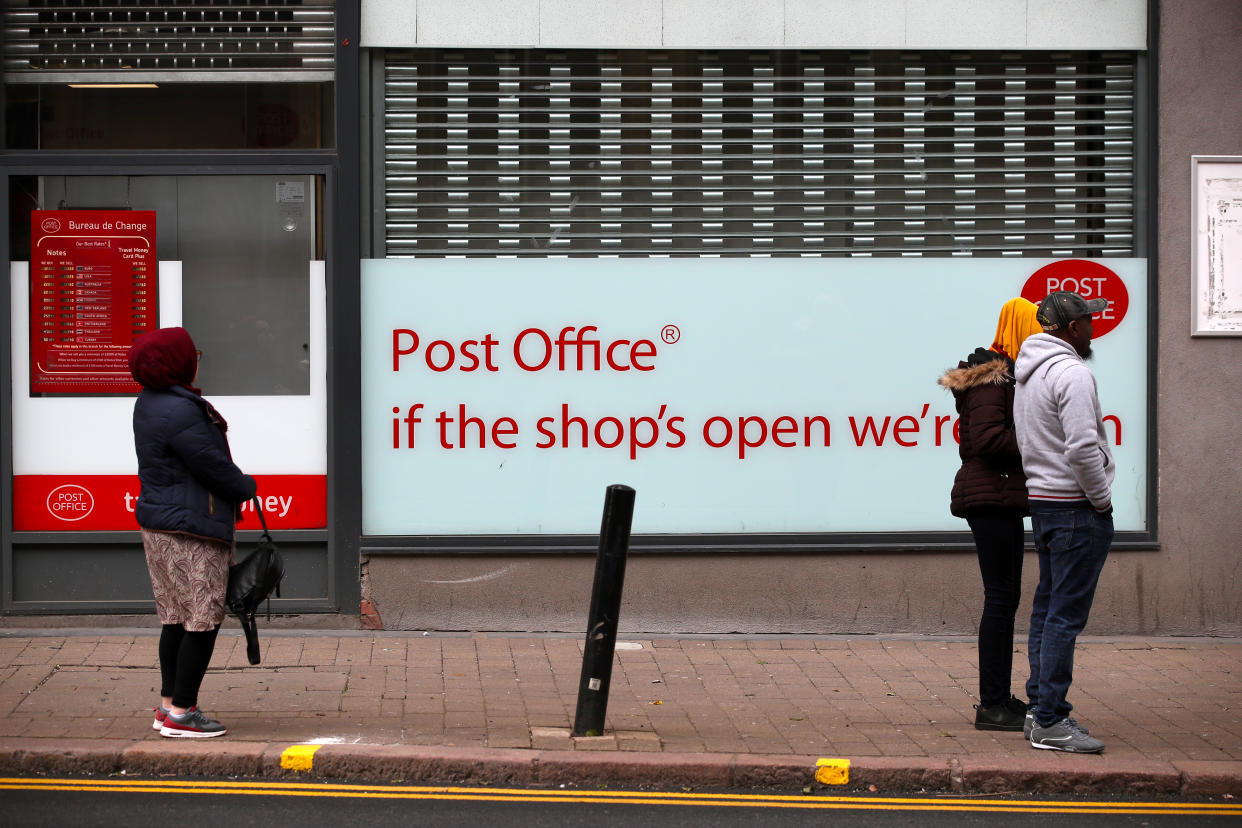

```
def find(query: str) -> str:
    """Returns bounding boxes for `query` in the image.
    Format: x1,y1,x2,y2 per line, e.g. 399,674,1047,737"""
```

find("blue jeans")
1025,501,1114,727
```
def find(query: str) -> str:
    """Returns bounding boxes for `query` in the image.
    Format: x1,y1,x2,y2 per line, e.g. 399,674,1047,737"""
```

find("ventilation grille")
383,49,1137,258
4,0,334,80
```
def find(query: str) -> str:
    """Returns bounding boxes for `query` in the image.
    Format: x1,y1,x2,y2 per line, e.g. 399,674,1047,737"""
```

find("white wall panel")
360,0,417,48
1028,0,1148,48
661,0,785,48
539,0,663,48
416,0,540,47
784,0,906,49
906,0,1027,48
10,263,327,475
361,0,1149,50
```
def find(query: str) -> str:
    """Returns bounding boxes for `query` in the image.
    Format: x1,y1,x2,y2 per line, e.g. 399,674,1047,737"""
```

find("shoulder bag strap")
253,496,271,539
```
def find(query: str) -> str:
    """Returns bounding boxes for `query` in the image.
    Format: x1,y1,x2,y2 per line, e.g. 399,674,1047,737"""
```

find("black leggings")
158,623,221,709
966,509,1025,706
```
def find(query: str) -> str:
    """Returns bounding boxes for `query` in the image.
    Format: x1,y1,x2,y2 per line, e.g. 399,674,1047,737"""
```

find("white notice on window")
276,180,305,204
276,180,306,226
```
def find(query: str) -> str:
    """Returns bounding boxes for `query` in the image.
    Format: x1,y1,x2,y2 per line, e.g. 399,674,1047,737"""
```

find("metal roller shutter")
382,49,1137,259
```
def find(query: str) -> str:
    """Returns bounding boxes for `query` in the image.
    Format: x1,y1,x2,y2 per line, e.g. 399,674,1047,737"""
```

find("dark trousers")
1026,501,1113,727
966,509,1026,706
158,623,221,709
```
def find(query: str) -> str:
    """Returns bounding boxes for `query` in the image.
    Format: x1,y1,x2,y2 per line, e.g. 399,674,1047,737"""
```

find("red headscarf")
128,327,228,431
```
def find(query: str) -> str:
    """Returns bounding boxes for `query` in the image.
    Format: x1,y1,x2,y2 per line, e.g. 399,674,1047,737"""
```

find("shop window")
5,83,333,150
3,0,334,150
12,174,322,396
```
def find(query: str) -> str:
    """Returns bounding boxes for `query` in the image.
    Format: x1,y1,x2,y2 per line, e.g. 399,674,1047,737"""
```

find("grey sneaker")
1025,711,1088,739
1030,718,1104,753
159,706,227,739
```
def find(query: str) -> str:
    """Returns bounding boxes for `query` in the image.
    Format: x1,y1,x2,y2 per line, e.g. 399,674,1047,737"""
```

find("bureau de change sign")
30,209,157,394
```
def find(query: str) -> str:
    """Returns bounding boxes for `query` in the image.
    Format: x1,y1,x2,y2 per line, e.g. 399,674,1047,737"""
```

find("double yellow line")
2,778,1240,816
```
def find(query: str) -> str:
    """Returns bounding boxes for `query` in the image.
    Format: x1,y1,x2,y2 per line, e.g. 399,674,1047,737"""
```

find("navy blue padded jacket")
132,385,256,543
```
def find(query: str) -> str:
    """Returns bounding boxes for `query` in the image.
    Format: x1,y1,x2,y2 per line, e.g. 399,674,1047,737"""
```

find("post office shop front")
5,1,1242,639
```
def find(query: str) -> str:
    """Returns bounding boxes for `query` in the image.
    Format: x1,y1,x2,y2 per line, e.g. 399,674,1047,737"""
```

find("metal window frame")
0,157,340,614
0,0,362,614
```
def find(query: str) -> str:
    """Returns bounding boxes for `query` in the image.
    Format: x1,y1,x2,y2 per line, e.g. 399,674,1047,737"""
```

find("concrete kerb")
1,738,1239,796
123,739,270,778
536,749,734,788
955,756,1184,795
1173,761,1242,797
300,744,539,786
0,739,125,777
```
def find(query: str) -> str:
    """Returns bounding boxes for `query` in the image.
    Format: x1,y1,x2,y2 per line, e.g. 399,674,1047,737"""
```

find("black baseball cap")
1037,291,1109,331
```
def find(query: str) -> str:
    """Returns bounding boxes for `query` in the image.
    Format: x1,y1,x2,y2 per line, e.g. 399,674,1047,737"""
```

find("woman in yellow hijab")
938,297,1040,732
991,297,1043,362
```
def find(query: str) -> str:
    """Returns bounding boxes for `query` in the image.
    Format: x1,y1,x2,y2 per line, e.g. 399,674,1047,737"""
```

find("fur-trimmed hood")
939,353,1014,393
940,347,1027,517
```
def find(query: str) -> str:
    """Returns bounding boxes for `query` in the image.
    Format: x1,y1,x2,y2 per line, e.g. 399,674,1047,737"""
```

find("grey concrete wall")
365,3,1242,636
365,546,1170,635
1136,0,1242,634
365,553,997,634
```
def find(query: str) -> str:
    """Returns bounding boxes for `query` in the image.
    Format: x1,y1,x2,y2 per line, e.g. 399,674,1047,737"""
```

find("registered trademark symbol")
661,324,681,344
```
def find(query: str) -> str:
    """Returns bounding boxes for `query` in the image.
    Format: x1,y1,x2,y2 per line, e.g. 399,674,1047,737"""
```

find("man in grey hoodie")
1014,291,1114,754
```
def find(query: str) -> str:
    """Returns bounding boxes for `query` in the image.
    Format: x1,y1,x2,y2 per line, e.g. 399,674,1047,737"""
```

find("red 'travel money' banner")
30,210,158,394
11,475,327,532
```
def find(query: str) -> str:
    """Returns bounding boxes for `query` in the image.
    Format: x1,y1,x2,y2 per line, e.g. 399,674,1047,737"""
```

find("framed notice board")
1192,157,1242,336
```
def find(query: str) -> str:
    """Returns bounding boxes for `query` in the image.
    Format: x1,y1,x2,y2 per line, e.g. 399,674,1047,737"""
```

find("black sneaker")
159,706,227,739
974,696,1027,731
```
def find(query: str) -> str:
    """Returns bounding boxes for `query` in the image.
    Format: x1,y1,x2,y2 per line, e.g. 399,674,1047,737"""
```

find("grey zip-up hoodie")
1013,333,1114,510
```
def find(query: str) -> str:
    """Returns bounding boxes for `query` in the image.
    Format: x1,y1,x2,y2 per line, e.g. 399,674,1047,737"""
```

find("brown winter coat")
939,353,1029,517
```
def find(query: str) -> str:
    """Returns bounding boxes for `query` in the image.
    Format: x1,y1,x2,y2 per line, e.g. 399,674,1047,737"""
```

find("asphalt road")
0,778,1239,827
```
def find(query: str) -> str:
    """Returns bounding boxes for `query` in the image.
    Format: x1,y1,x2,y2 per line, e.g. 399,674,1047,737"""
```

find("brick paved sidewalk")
2,630,1239,765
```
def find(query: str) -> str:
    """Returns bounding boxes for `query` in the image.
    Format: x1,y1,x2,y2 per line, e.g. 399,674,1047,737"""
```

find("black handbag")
226,498,285,665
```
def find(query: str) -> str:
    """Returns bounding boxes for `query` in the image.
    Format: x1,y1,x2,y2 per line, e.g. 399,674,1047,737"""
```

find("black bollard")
571,484,636,737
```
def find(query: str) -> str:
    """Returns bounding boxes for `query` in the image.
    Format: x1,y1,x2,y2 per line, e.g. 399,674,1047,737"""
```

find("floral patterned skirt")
142,529,232,631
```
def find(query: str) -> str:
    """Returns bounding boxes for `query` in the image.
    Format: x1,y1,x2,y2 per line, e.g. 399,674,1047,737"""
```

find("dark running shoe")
152,705,169,732
159,707,227,739
974,696,1027,731
1026,710,1089,739
1030,718,1105,753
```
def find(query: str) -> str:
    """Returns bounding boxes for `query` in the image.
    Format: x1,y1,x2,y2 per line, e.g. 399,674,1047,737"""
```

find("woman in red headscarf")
938,298,1042,732
129,326,256,738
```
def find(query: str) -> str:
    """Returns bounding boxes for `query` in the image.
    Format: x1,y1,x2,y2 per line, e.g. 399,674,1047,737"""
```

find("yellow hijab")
990,298,1042,360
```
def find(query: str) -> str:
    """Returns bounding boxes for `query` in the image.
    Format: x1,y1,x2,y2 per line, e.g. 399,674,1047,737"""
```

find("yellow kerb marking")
280,744,322,772
814,758,850,785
